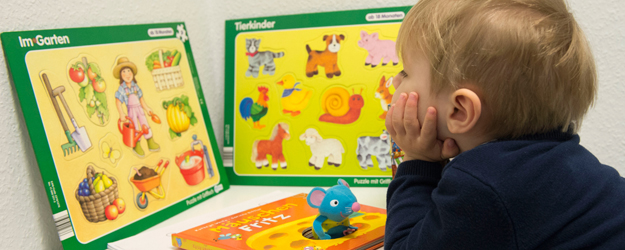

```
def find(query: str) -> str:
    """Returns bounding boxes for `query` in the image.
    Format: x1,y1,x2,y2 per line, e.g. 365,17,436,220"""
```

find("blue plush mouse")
307,179,361,240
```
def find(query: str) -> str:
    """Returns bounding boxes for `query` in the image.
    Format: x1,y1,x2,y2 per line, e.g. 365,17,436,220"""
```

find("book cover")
172,193,386,250
223,6,410,187
1,23,229,249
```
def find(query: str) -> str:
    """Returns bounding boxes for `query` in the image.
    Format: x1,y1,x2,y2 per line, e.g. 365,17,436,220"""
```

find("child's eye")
399,70,408,77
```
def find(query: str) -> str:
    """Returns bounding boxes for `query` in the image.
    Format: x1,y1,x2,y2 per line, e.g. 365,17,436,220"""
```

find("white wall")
0,0,623,249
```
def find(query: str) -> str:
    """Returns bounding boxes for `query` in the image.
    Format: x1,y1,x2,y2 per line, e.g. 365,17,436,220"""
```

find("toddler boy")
385,0,625,249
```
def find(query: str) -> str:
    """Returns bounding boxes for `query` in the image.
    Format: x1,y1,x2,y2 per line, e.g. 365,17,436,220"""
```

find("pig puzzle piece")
357,30,399,67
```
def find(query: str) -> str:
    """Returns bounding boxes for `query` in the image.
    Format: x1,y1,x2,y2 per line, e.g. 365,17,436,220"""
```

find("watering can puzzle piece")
118,117,149,148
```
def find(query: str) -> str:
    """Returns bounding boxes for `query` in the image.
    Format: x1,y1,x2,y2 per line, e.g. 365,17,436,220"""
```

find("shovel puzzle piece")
42,73,93,156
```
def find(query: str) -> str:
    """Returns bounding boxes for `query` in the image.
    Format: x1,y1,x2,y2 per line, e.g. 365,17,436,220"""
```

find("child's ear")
446,88,482,134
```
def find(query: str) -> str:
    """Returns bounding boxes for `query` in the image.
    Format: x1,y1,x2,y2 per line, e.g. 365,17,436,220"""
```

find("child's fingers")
420,107,438,143
385,105,397,137
403,92,421,137
391,93,408,136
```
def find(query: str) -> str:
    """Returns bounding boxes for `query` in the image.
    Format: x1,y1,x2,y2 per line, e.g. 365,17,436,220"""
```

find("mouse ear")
338,179,350,188
307,187,326,208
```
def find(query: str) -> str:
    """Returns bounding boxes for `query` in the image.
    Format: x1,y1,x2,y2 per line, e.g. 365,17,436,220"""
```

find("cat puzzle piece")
245,38,285,78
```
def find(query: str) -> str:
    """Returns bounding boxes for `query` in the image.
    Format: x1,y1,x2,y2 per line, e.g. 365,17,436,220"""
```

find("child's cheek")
390,91,407,105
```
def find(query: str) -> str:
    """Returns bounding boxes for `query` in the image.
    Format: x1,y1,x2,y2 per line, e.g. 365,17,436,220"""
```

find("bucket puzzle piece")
175,135,215,186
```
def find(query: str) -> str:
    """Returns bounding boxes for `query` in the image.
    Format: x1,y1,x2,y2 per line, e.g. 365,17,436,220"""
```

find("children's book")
172,193,386,250
223,6,410,187
1,23,228,249
108,190,296,250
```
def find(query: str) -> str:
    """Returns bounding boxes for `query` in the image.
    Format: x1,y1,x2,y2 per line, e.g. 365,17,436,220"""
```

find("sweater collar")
498,126,575,142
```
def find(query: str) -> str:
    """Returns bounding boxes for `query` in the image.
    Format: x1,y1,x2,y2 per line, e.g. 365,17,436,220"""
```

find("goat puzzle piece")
307,179,360,240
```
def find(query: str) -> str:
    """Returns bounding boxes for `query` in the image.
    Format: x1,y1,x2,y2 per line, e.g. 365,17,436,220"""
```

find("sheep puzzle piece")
300,128,345,170
307,179,360,240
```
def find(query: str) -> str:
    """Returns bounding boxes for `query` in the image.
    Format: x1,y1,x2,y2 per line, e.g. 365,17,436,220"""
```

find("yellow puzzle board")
232,23,402,179
24,38,221,243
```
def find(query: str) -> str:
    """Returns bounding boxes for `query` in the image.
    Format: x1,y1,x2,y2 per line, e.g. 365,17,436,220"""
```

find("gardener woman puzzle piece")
114,57,160,156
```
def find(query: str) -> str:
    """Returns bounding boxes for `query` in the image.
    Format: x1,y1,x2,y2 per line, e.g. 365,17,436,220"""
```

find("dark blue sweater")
385,131,625,249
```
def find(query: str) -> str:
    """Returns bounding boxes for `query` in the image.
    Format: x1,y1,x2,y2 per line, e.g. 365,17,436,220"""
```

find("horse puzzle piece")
307,179,360,240
252,123,290,170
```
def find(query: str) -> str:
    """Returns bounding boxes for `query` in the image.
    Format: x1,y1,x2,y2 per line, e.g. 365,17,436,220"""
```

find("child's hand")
385,92,459,163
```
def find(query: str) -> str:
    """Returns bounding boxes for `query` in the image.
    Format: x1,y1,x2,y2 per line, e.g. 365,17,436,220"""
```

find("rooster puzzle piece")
239,86,270,129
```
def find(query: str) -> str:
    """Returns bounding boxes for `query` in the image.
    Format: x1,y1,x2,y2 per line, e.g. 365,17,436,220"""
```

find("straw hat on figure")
114,57,160,156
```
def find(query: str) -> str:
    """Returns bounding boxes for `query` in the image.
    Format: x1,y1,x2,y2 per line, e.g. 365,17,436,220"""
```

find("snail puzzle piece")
357,31,399,67
305,34,344,79
307,179,360,240
356,130,392,171
252,123,290,170
299,128,345,170
319,87,364,124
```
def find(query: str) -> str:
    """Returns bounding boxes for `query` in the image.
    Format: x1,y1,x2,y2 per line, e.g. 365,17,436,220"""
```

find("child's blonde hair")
397,0,596,138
